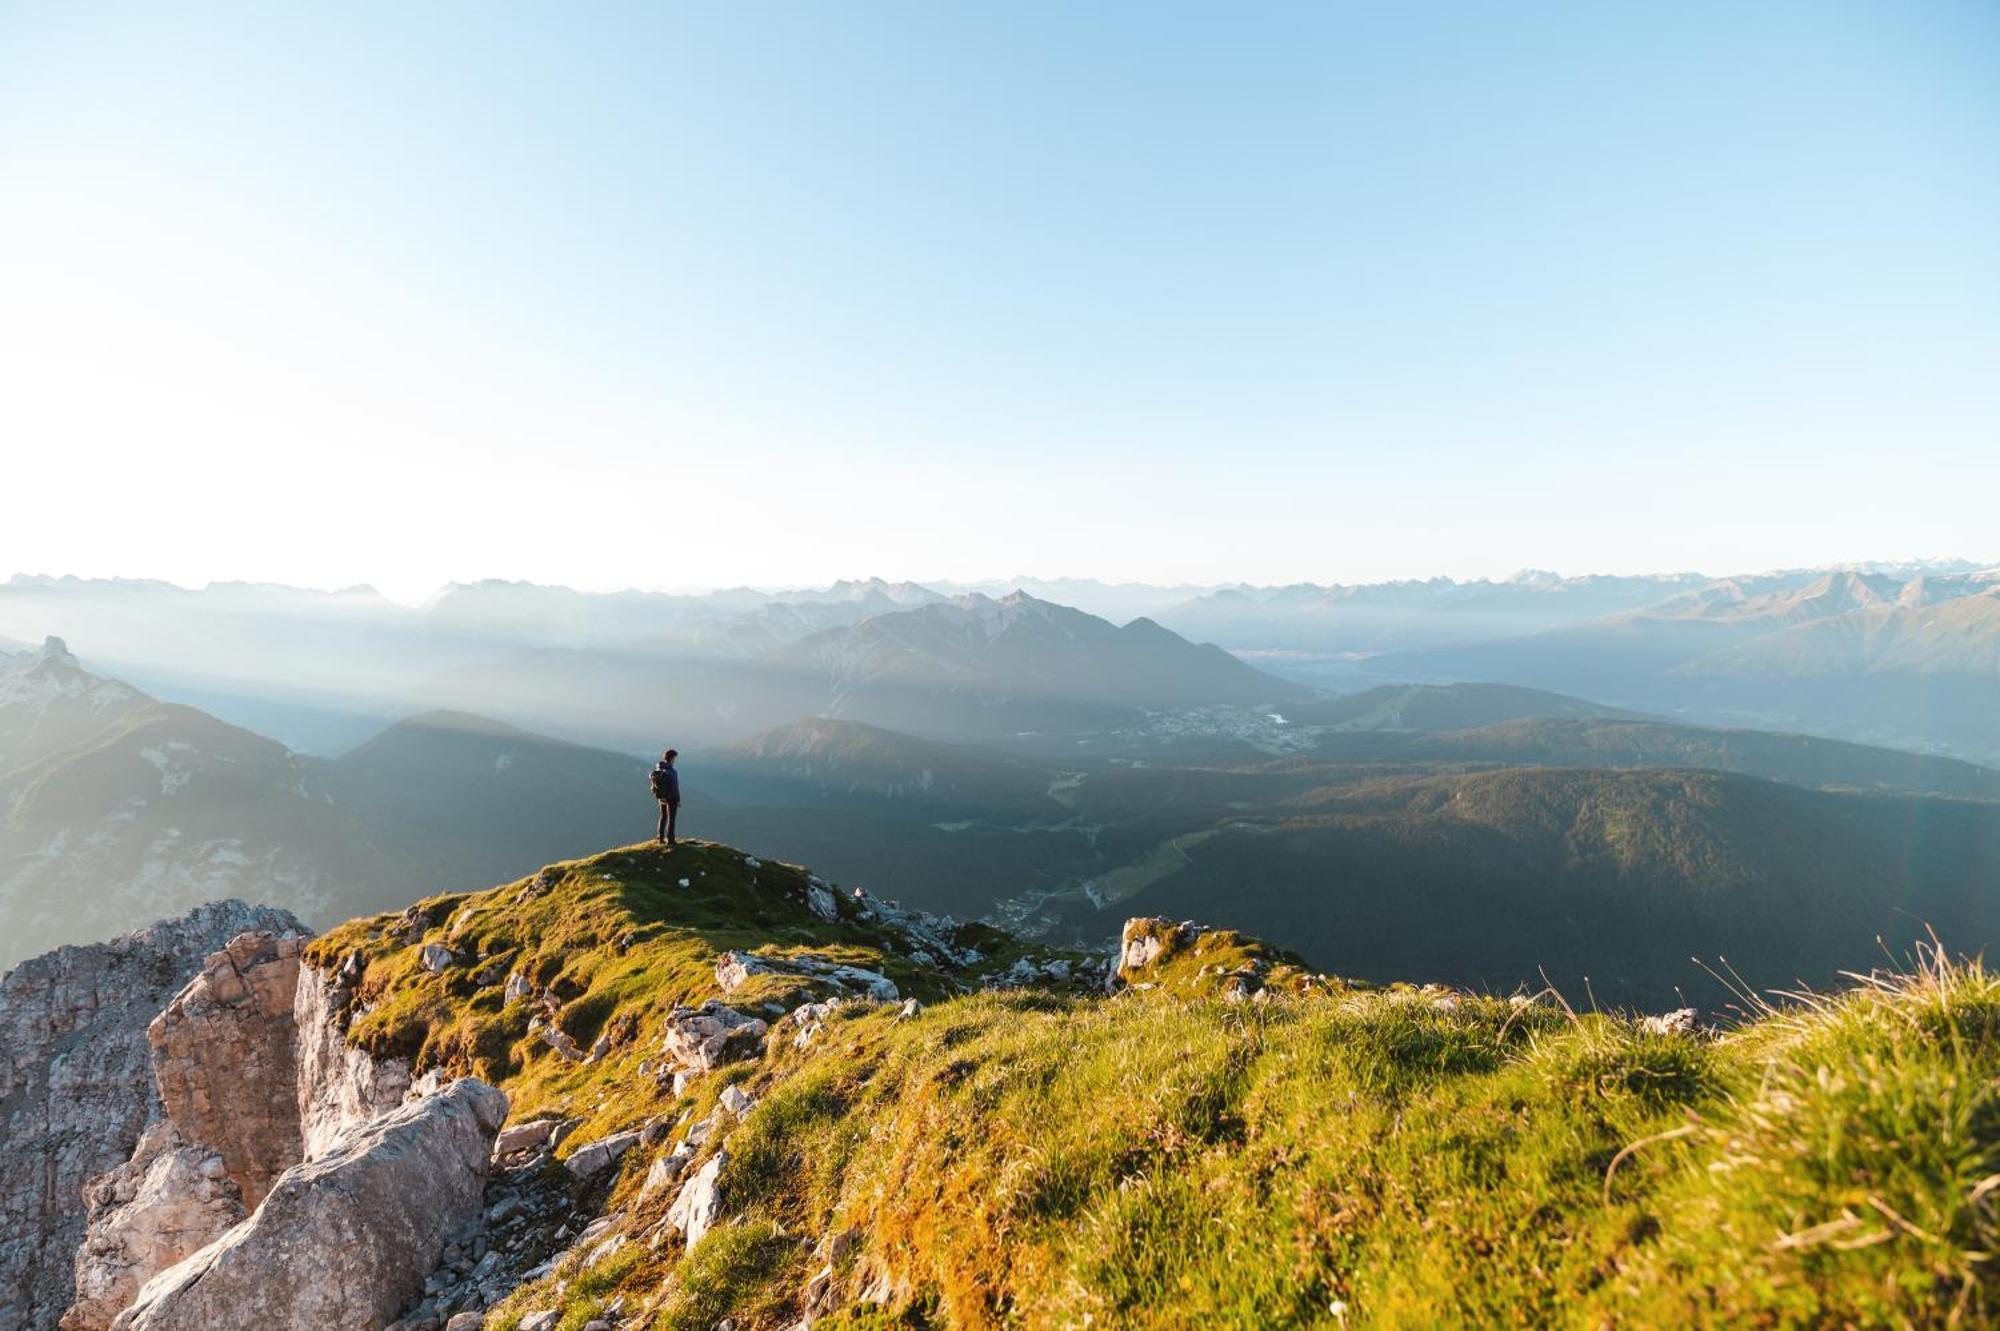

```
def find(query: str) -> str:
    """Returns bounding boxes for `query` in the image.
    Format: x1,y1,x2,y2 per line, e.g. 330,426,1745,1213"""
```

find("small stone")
1640,1008,1701,1037
419,944,457,973
640,1151,688,1198
493,1118,561,1156
805,884,839,922
564,1130,642,1180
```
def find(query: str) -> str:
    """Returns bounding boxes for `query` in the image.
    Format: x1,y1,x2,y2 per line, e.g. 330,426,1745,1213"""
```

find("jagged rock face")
146,931,308,1209
111,1079,508,1331
59,1122,245,1331
0,901,302,1331
293,962,411,1159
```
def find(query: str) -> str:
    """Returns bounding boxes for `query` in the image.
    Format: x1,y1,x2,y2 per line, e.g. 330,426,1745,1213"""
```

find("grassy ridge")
313,842,2000,1328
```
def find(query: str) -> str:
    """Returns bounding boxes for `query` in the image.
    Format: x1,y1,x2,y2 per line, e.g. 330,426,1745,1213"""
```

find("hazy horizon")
4,553,1997,611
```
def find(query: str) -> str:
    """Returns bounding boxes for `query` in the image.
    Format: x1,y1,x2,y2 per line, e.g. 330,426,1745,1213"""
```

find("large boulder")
111,1079,508,1331
60,1123,244,1331
0,901,303,1331
145,931,308,1208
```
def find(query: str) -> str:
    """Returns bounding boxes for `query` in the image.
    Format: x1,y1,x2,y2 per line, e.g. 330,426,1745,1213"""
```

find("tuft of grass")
653,1221,800,1331
1597,946,2000,1327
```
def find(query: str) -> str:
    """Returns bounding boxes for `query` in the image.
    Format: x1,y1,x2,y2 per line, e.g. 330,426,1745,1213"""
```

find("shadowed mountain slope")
1112,766,2000,1008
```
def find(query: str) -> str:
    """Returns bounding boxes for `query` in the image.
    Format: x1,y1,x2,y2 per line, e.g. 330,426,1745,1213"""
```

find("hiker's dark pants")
657,801,679,843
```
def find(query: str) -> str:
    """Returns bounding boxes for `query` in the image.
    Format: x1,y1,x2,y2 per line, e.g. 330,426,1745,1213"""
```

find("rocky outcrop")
713,949,899,1002
660,1000,768,1073
59,1122,244,1331
111,1079,508,1331
293,961,411,1159
1115,916,1182,978
145,931,307,1208
0,901,302,1331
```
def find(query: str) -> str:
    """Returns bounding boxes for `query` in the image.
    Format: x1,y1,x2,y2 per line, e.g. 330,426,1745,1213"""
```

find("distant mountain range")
425,591,1305,750
0,639,374,965
0,644,648,967
9,563,1997,761
5,633,1998,1001
0,578,1302,753
1153,571,1713,656
1365,571,2000,763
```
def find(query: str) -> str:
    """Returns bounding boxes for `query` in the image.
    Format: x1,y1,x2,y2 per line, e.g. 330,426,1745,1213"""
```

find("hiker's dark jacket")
655,762,681,804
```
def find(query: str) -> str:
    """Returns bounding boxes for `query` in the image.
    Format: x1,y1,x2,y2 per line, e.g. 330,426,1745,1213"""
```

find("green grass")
313,841,2000,1329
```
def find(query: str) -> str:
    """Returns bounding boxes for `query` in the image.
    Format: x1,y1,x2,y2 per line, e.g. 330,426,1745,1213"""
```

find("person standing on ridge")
650,748,681,846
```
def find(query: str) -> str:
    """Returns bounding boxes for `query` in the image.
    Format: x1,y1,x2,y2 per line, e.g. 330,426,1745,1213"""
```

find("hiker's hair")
664,749,678,761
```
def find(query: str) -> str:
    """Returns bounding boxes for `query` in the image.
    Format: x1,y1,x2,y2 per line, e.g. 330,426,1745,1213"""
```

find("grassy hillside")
1386,715,2000,798
1107,767,2000,1008
328,709,650,889
310,839,2000,1329
1280,681,1630,731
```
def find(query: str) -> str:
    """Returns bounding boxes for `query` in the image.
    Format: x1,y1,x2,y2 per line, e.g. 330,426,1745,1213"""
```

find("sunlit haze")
4,3,1997,601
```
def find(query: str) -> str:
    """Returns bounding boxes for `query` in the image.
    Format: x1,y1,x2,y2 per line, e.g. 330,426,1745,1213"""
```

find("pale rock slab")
667,1151,728,1252
111,1079,507,1331
293,962,412,1160
60,1122,245,1331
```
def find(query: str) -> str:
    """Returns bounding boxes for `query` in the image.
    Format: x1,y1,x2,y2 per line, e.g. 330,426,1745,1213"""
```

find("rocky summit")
0,901,304,1331
4,837,2000,1329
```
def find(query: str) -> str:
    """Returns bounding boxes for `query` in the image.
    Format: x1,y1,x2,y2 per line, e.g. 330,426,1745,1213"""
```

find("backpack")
649,767,672,801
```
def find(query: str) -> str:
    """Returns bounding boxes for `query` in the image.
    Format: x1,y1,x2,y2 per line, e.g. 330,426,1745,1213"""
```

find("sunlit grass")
320,847,2000,1328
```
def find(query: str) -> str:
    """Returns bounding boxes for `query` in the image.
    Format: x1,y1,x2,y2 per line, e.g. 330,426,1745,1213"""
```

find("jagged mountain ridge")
1359,570,2000,763
783,590,1304,713
0,655,655,969
0,637,150,774
424,590,1304,750
0,645,374,968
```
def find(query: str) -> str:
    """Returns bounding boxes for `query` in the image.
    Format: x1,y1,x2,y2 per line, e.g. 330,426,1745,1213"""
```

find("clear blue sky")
3,2,1996,599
